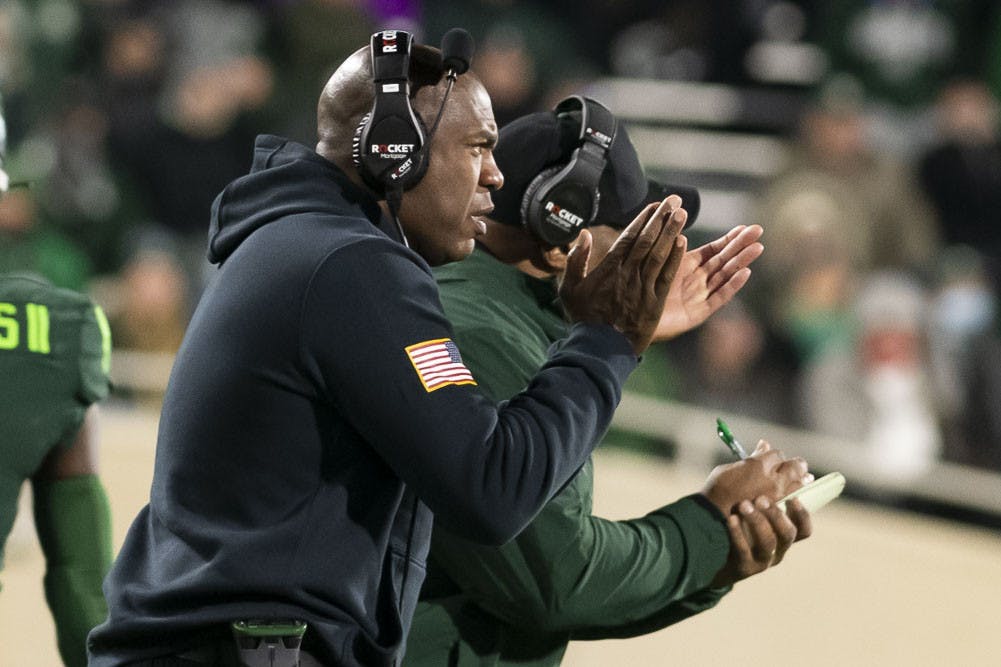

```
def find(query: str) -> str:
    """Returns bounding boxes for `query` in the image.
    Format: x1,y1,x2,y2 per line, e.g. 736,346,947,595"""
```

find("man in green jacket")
405,97,813,666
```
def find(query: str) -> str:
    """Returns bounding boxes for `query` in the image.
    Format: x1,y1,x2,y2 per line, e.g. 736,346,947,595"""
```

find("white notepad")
777,472,846,513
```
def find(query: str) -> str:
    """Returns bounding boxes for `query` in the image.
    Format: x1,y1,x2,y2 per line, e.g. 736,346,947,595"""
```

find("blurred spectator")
22,82,146,277
956,329,1001,473
756,186,857,362
668,297,798,427
422,0,593,125
594,0,826,88
918,79,1001,292
102,0,273,304
814,1,980,108
98,10,167,135
0,0,89,137
550,0,661,76
764,78,939,272
265,0,374,144
0,187,91,291
0,83,92,290
606,0,757,84
471,25,543,126
811,1,992,155
799,271,943,481
756,76,939,361
926,247,1000,470
108,249,188,353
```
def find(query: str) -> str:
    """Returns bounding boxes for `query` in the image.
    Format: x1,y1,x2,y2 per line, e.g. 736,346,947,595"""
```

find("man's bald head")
316,43,448,177
315,38,501,266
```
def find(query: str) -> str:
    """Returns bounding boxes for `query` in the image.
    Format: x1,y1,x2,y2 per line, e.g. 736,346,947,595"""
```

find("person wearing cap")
404,98,814,667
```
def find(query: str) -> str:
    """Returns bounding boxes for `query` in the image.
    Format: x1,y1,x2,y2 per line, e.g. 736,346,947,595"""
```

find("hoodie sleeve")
299,239,637,545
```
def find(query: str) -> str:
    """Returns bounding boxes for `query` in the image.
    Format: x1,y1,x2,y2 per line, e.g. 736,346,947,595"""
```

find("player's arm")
31,404,113,667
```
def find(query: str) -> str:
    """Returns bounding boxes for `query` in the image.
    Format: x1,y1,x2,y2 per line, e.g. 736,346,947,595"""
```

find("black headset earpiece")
353,28,475,249
518,165,564,238
354,30,429,197
521,96,618,247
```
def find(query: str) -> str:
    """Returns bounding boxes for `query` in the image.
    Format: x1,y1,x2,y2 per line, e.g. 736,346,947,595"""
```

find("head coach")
89,29,693,667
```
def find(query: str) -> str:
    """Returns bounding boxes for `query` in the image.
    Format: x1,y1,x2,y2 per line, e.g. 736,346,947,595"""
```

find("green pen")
716,418,748,460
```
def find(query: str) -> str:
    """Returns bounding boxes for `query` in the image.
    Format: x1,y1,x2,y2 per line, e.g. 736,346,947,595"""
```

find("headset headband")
555,96,616,155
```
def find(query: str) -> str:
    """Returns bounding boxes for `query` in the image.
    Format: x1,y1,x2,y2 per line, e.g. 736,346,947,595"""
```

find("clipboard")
777,472,845,513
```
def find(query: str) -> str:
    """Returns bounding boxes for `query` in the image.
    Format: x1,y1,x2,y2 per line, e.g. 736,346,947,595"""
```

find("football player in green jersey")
0,96,113,667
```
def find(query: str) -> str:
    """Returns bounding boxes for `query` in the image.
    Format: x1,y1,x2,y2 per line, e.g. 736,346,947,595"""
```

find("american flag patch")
405,338,477,392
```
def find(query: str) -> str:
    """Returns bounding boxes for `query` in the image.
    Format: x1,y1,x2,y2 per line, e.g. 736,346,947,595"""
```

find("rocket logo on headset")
544,201,585,231
380,30,400,53
370,143,415,158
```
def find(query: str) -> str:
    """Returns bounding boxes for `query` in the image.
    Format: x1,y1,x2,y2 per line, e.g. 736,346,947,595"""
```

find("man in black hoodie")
89,35,804,667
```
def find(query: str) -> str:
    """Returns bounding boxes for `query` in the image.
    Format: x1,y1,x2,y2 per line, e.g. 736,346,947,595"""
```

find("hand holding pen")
715,417,814,485
704,418,815,584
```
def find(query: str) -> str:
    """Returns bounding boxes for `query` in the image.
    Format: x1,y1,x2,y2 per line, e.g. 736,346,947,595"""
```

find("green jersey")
0,273,111,567
405,248,731,667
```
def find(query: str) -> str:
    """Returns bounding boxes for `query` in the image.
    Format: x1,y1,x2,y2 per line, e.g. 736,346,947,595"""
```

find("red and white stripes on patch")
405,338,477,392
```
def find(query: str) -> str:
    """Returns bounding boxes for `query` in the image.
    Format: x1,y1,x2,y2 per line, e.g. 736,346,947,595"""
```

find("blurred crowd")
2,0,1000,479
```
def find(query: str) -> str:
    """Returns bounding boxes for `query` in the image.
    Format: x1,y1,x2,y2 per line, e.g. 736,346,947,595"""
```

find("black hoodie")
90,136,637,666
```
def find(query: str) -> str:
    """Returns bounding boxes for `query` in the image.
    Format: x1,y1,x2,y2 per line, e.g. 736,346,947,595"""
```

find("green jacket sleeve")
429,471,731,638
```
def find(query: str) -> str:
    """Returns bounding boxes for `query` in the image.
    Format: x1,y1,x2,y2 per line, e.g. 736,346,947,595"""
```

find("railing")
615,391,1001,517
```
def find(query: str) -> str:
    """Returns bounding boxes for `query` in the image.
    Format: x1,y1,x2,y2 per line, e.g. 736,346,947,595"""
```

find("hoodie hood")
207,135,387,264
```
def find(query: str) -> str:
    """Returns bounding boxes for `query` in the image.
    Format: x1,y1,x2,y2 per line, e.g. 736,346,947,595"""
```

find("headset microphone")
440,28,474,78
424,29,475,151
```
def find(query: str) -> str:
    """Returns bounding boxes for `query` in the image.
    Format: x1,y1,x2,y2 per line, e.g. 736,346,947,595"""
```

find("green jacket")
405,249,731,666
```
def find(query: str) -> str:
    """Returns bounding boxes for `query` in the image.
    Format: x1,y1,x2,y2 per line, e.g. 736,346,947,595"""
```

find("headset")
353,30,428,198
352,28,473,243
520,96,618,247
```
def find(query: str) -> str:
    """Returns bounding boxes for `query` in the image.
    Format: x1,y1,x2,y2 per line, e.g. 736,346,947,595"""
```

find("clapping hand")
654,224,764,341
560,196,689,356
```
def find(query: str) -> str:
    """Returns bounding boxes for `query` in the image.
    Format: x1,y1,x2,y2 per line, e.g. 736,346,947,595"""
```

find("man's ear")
540,244,570,272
